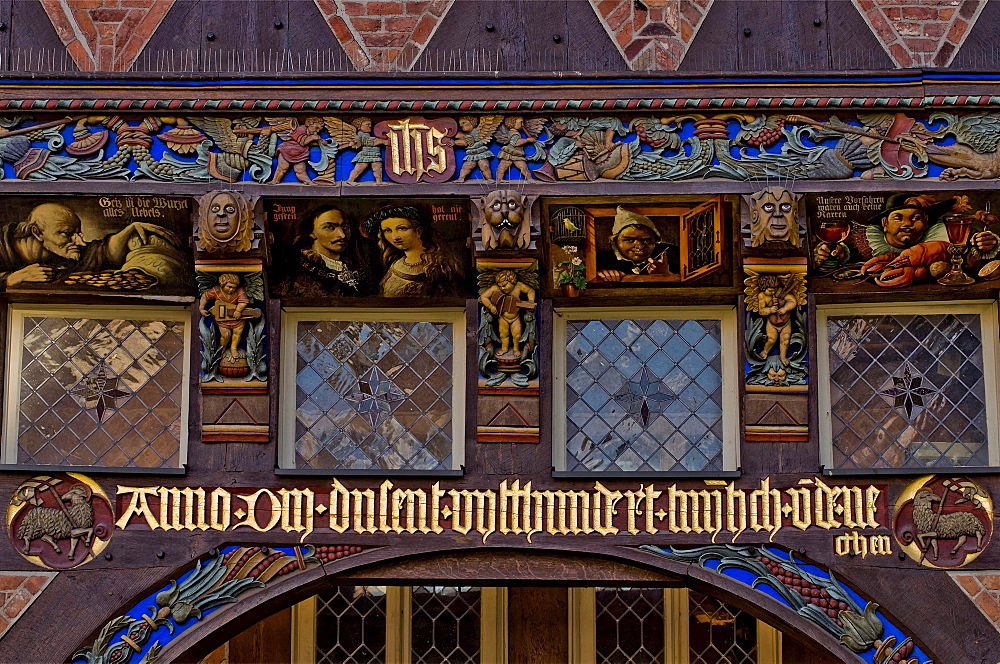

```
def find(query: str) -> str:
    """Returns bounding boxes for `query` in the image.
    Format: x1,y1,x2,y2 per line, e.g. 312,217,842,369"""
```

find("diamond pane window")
315,586,387,664
595,587,666,664
3,307,190,468
411,586,481,664
554,308,737,473
281,310,466,471
818,302,1000,470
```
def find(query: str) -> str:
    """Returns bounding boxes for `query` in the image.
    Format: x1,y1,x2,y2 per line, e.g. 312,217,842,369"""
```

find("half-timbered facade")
0,1,999,663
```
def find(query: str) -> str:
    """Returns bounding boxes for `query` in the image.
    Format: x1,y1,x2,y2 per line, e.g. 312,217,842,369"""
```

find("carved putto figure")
452,115,504,182
477,263,539,387
745,271,806,366
197,271,266,381
197,191,254,253
744,270,807,386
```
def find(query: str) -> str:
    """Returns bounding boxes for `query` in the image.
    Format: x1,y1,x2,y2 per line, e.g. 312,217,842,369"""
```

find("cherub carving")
196,271,266,382
477,264,539,387
196,191,254,253
452,115,504,182
267,117,326,184
744,270,807,366
494,117,547,181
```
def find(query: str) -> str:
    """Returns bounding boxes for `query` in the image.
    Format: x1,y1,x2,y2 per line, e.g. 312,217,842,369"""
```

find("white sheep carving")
913,489,985,560
16,485,95,560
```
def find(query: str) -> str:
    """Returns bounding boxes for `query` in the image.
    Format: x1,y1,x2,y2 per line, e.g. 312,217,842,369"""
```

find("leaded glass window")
411,586,481,664
281,310,465,471
554,308,737,473
595,587,666,664
3,307,189,468
316,586,387,664
819,303,999,470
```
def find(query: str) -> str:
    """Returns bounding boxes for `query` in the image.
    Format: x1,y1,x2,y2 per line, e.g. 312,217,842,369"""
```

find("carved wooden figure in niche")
197,271,265,382
744,269,807,386
197,191,254,253
481,189,530,250
480,270,536,359
478,263,539,387
747,186,800,248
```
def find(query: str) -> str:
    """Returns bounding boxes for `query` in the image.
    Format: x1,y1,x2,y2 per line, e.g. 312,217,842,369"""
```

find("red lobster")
861,241,950,288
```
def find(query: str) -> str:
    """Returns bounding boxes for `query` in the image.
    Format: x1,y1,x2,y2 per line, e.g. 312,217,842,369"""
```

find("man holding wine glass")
814,193,999,286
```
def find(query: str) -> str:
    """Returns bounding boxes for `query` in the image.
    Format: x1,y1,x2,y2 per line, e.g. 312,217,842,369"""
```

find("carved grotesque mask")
766,366,788,385
749,187,799,247
198,191,253,252
482,190,529,250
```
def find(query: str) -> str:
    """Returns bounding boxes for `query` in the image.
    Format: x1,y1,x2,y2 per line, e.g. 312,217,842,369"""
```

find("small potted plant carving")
554,245,587,297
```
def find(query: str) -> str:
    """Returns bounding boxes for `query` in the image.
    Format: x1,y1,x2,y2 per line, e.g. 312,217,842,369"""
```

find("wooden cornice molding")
0,71,999,112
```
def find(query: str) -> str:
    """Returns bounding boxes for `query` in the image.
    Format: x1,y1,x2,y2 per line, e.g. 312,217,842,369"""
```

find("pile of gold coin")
63,269,157,290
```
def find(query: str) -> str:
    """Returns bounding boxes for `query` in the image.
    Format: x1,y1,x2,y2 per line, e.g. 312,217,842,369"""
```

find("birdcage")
550,206,586,243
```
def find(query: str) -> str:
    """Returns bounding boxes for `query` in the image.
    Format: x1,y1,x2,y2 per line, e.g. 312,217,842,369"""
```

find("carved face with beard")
482,190,529,250
748,187,799,248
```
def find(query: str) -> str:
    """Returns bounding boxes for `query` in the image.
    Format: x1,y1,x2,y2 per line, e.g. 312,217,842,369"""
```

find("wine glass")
938,216,975,286
815,221,851,270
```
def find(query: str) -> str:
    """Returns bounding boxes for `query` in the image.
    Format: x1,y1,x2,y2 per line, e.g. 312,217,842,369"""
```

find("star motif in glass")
613,366,677,426
344,365,407,428
70,362,131,421
881,363,935,419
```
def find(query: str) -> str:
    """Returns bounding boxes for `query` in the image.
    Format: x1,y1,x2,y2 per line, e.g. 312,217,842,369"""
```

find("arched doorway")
153,549,853,664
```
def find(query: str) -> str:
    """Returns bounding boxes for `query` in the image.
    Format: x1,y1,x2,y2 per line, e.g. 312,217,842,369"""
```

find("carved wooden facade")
0,2,998,664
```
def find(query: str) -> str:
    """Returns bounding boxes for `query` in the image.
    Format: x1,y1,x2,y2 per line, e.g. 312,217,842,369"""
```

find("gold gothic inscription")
386,118,449,179
116,477,884,543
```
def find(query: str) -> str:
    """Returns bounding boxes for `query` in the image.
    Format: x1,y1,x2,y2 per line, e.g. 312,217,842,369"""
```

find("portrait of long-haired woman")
277,204,371,297
364,205,464,297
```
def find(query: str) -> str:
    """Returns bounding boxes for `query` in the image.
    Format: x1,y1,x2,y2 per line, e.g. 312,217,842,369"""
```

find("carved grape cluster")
634,123,670,148
756,555,849,625
314,545,363,563
745,119,787,148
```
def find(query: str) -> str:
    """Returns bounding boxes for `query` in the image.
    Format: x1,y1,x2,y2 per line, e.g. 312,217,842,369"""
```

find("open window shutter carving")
679,196,723,282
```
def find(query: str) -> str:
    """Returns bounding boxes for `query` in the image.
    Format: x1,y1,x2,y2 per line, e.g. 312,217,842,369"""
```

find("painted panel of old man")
0,196,193,295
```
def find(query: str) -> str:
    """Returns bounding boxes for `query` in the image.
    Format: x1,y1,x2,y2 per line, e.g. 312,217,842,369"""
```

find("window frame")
551,306,740,476
2,303,192,468
279,307,468,473
816,299,1000,472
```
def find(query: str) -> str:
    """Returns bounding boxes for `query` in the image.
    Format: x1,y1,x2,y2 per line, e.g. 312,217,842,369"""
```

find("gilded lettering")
116,485,162,530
